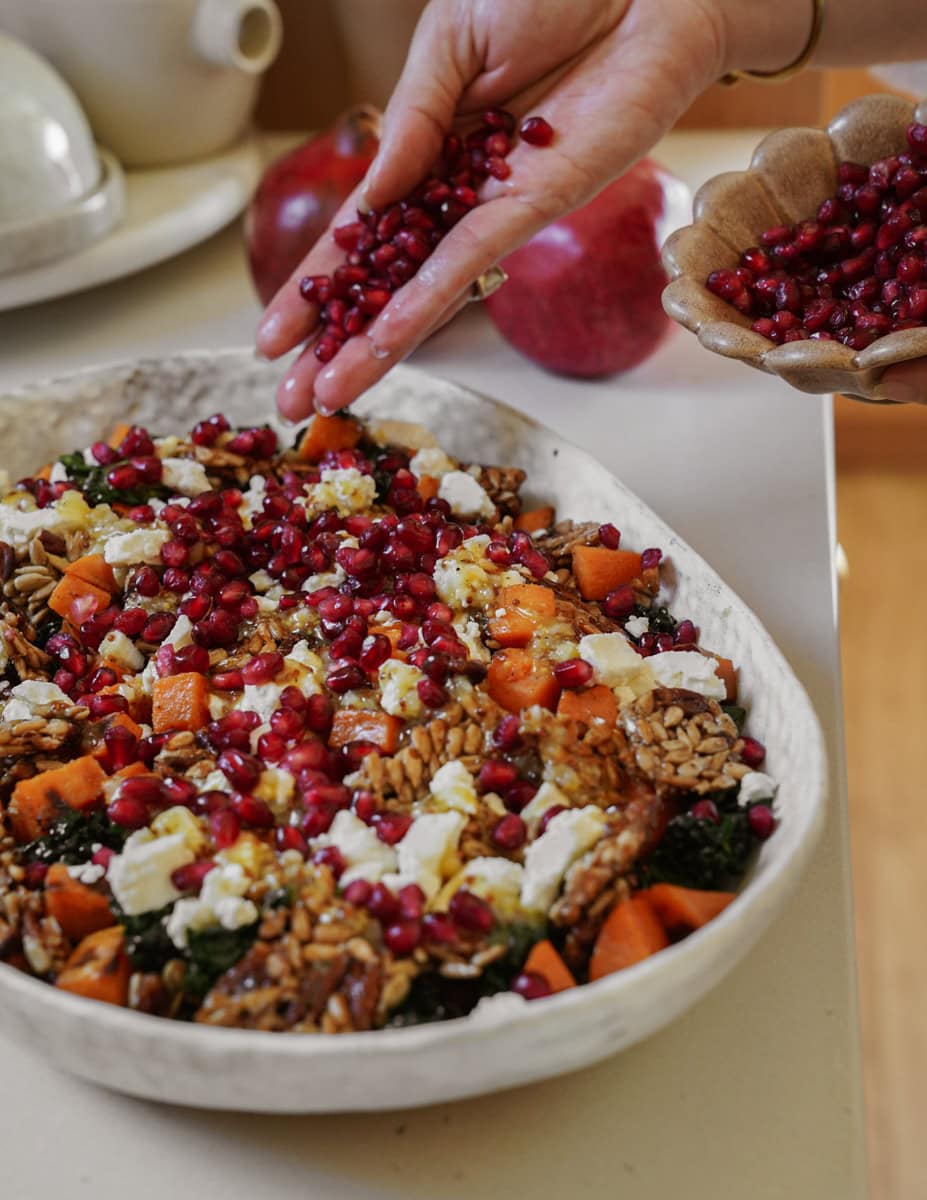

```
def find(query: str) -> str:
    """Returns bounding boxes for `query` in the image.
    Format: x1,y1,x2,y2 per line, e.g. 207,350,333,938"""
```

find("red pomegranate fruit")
245,105,380,305
486,159,691,378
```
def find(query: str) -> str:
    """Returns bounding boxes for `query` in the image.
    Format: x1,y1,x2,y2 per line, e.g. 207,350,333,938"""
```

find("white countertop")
0,133,867,1199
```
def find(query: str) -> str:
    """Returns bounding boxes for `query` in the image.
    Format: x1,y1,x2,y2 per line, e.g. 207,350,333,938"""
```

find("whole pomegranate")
486,159,691,378
245,105,380,304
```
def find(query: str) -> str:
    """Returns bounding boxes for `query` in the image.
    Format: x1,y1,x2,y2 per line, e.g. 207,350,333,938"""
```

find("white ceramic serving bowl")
0,0,282,167
0,352,827,1113
0,33,124,274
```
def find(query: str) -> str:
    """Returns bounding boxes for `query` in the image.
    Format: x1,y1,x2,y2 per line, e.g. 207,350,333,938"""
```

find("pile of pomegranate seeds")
707,123,927,349
300,109,555,360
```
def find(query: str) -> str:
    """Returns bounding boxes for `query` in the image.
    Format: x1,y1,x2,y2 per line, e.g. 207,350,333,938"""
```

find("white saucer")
0,135,262,312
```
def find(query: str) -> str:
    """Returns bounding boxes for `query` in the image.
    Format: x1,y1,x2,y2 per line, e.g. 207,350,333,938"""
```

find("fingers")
255,182,369,360
276,287,472,422
361,5,464,212
874,359,927,404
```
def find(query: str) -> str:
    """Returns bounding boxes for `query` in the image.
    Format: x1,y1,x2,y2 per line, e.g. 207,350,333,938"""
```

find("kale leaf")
57,451,167,509
23,808,126,866
640,792,760,890
184,923,258,1000
722,703,748,731
116,903,177,974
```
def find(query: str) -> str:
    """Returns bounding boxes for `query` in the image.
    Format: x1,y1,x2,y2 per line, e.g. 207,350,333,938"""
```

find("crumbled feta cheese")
238,681,285,725
301,564,347,593
739,771,778,804
49,461,69,484
165,614,194,649
438,470,496,520
239,476,266,528
625,615,650,638
378,659,425,719
160,457,212,497
66,861,106,885
150,806,209,854
578,633,647,688
154,436,183,459
165,862,258,949
314,811,398,886
307,468,377,517
647,650,726,700
453,615,490,663
519,781,570,835
429,761,479,815
138,657,159,696
409,446,455,479
107,830,194,917
458,857,524,911
384,811,466,900
3,679,72,722
99,629,145,672
521,807,607,913
104,528,171,566
249,570,275,593
255,767,295,813
433,536,496,611
0,491,91,550
197,768,232,794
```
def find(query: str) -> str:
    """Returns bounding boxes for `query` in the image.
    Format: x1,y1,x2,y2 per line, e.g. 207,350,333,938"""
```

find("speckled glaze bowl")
0,353,827,1112
662,94,927,401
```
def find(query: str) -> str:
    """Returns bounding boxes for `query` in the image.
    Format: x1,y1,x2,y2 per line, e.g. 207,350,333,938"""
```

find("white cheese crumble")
66,861,106,885
647,650,726,700
739,771,778,804
433,536,496,611
160,457,212,497
519,781,570,835
99,629,145,672
378,659,425,720
150,806,208,854
453,615,490,663
438,470,496,520
314,811,398,886
165,614,194,649
0,491,91,550
107,830,194,917
521,807,607,913
409,446,456,480
383,811,467,900
307,468,377,517
104,528,171,566
458,857,524,911
429,761,479,815
49,461,69,484
578,633,646,688
166,862,259,949
625,615,650,638
2,679,72,722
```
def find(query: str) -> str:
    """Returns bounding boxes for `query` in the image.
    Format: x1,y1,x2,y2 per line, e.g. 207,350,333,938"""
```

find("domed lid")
0,32,102,224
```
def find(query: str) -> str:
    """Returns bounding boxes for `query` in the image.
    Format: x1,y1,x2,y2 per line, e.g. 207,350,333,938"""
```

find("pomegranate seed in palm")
519,116,554,146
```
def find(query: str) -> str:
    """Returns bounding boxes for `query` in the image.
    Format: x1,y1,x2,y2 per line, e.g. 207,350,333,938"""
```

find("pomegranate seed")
538,804,567,835
367,882,400,922
107,794,151,830
493,715,522,752
553,658,593,690
218,749,262,791
602,585,636,620
417,677,448,708
384,919,422,955
598,523,620,549
310,846,345,880
23,861,49,889
741,737,766,767
257,731,287,762
305,694,333,735
212,669,244,691
674,619,698,646
504,780,538,813
88,693,128,718
641,548,662,571
103,723,138,769
326,664,367,693
340,879,371,908
512,971,553,1000
748,805,776,840
690,799,721,824
229,793,274,829
519,116,554,146
163,776,198,808
422,913,458,944
141,612,177,643
478,759,517,793
91,846,115,868
118,426,155,457
210,808,241,849
171,861,216,892
90,440,117,465
106,464,141,491
242,651,284,685
492,813,527,850
374,812,412,845
449,889,494,934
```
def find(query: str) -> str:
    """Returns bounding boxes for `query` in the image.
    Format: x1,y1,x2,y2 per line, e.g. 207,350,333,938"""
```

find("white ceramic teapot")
0,0,282,167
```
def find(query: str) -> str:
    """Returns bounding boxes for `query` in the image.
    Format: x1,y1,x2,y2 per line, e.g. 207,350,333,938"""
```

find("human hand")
257,0,781,421
875,361,927,404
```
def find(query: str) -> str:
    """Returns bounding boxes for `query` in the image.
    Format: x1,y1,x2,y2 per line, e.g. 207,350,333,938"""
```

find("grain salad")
0,408,777,1030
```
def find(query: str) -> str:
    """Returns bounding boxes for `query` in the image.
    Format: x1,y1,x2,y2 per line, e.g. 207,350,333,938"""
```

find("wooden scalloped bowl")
662,94,927,400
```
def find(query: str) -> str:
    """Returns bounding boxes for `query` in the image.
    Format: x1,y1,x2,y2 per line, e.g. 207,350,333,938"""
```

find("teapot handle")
192,0,282,75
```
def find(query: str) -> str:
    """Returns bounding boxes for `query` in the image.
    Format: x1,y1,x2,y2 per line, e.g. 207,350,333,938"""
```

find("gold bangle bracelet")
720,0,826,86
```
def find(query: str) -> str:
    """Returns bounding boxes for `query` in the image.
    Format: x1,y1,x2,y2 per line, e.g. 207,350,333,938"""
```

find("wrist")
716,0,817,77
